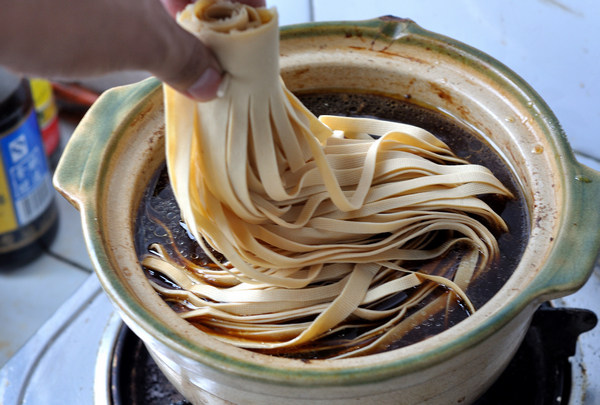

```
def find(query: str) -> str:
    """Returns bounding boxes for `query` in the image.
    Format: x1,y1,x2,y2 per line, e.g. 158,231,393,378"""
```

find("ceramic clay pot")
54,17,600,405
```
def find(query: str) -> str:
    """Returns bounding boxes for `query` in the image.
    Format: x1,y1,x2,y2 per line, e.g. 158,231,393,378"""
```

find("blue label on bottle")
0,110,53,228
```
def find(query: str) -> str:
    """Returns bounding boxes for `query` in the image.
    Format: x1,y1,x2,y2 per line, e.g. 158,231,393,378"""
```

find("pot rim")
54,17,600,387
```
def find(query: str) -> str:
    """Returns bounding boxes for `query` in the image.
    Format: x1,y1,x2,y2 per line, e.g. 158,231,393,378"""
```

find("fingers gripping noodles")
146,0,513,358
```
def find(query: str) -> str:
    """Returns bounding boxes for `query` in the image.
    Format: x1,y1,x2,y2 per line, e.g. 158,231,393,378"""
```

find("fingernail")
187,67,222,101
216,73,230,98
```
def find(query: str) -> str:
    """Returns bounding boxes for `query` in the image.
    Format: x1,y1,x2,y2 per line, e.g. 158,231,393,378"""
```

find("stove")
109,303,597,405
1,266,598,405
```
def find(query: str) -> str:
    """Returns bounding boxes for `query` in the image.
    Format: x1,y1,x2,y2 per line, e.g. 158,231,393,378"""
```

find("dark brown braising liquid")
134,92,530,359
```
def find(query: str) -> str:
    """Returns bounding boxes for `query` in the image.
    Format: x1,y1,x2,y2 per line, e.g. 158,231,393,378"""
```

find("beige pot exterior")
54,18,600,405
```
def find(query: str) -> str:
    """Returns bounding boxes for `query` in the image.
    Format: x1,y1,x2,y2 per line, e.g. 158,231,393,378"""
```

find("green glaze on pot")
54,17,600,405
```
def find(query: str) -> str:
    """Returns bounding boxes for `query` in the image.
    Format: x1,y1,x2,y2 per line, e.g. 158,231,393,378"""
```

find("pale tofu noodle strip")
142,0,513,357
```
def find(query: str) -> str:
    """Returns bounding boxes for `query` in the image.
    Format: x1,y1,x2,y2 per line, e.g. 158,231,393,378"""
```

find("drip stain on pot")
134,92,530,358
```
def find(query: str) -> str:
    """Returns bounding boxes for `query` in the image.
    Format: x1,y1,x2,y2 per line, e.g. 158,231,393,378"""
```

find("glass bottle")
0,67,59,270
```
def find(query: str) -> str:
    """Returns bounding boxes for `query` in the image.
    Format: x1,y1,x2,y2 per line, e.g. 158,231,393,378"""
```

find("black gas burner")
110,327,189,405
110,303,597,405
475,303,597,405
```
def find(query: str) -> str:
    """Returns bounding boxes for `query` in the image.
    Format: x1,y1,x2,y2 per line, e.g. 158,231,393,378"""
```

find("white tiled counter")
1,0,598,378
0,120,92,367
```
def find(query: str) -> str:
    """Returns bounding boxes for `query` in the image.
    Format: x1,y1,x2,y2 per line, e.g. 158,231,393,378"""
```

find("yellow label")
0,158,17,233
30,78,52,105
30,78,58,127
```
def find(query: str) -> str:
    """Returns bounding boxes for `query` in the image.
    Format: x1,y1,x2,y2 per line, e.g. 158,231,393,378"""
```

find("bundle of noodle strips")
144,0,513,358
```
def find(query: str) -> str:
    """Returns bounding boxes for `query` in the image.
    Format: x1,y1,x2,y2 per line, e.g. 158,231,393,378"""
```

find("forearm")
0,0,218,98
0,0,266,100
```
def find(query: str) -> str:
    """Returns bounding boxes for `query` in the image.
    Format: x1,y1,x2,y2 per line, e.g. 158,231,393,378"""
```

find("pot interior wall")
277,33,563,306
100,37,562,350
279,37,561,217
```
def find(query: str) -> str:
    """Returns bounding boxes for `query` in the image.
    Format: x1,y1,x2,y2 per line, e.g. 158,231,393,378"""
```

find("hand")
0,0,266,101
158,0,265,99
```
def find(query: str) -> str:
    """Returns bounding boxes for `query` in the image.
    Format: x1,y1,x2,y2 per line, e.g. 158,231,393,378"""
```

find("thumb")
147,0,223,101
154,0,268,100
156,33,224,101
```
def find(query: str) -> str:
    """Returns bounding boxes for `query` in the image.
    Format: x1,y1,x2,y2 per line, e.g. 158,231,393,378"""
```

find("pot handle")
528,162,600,302
53,78,161,210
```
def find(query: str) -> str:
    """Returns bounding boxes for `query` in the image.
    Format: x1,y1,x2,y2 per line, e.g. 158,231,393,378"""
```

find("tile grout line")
44,249,94,274
574,149,600,164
